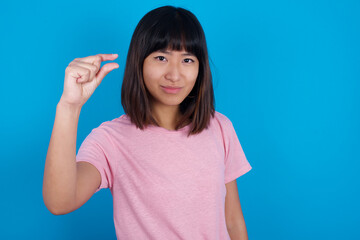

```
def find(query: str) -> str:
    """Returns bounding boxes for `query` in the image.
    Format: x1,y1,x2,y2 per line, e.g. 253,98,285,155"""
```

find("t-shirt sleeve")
76,126,114,193
223,118,252,184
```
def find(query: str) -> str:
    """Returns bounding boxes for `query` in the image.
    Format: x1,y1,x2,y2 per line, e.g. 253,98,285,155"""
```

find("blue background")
1,0,359,239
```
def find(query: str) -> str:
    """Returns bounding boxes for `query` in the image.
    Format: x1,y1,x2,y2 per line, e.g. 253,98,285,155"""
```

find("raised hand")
60,54,119,108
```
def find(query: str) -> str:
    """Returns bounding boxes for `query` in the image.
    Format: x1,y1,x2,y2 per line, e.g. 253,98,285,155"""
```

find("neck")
151,103,182,131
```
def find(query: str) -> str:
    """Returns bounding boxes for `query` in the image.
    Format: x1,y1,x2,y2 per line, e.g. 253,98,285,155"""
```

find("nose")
164,62,181,82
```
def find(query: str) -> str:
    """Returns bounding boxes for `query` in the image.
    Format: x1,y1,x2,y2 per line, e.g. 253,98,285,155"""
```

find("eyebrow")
158,49,195,57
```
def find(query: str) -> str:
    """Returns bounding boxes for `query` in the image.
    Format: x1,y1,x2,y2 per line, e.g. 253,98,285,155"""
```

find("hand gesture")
60,54,119,108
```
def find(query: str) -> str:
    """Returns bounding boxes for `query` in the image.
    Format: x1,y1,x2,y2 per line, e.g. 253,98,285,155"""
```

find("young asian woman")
43,5,252,240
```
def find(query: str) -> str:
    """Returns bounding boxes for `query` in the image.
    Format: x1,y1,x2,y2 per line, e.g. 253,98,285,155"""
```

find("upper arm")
72,161,101,211
225,179,245,230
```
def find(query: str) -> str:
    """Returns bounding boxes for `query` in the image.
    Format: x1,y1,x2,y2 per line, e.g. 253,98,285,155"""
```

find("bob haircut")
121,5,215,136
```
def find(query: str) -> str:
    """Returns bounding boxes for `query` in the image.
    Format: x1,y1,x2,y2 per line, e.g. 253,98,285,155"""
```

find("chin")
158,98,185,107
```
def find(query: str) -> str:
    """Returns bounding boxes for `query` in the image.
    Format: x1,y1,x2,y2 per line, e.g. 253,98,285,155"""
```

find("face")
142,48,199,111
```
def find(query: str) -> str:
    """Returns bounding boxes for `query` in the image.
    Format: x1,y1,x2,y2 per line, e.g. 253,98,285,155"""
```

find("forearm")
227,220,249,240
42,99,81,214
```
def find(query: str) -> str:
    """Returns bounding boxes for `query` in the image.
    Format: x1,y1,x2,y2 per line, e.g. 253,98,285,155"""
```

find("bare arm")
225,179,249,240
42,54,119,215
43,100,102,215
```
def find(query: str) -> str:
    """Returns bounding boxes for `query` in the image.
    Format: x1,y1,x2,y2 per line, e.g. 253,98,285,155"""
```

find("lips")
161,86,182,94
161,86,182,89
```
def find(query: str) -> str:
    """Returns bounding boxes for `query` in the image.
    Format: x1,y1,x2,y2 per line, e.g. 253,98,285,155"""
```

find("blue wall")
1,0,359,239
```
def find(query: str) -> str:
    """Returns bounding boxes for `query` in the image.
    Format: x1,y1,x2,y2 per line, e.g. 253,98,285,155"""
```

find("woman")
43,5,252,239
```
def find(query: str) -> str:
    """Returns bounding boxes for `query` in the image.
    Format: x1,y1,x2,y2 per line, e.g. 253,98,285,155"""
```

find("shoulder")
86,114,132,140
211,111,243,144
208,111,237,142
212,111,234,129
96,114,132,130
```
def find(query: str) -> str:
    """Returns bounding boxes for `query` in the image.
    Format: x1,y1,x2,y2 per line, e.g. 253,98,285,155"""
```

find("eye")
154,56,167,62
183,58,195,63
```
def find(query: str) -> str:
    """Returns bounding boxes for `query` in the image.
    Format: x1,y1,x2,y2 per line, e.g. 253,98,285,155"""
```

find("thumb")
96,62,119,84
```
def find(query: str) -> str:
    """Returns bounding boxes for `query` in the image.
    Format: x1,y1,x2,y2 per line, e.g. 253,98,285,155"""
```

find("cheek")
143,67,157,88
188,67,199,84
185,74,198,94
143,63,162,81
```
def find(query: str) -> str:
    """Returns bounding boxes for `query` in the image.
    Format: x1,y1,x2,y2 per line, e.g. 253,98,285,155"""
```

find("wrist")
57,98,82,115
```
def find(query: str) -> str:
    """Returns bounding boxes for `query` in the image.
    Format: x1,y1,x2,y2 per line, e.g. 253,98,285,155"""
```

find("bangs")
143,10,203,58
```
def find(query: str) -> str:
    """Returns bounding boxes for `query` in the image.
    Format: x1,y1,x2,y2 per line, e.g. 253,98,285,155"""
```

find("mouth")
161,86,182,94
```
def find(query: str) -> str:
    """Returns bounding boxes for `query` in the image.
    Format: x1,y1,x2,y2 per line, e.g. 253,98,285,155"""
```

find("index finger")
97,53,118,62
78,53,118,65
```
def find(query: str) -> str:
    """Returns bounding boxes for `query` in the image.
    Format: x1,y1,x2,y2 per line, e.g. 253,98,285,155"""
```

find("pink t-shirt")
76,111,252,239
